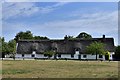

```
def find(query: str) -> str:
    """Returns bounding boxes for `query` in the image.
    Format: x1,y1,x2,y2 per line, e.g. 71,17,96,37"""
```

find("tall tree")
14,30,33,42
0,37,17,58
0,37,9,59
14,31,49,41
8,40,16,53
76,32,92,39
86,41,106,60
115,46,120,60
7,39,16,60
0,37,2,58
1,37,9,54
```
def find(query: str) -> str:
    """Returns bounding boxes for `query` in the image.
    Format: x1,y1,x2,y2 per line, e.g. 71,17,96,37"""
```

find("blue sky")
2,2,118,45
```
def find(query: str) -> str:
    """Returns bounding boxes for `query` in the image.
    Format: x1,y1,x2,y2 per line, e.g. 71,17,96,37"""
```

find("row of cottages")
15,35,115,60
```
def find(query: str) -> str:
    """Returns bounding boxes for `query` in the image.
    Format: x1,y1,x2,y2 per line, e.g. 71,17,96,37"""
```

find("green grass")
2,60,118,78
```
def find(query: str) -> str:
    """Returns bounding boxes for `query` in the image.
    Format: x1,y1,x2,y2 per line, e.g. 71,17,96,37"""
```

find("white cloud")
37,11,118,34
3,9,118,45
3,2,35,19
3,11,118,35
2,2,68,19
31,11,118,45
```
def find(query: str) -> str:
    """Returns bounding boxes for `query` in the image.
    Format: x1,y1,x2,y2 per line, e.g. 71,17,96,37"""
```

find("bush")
43,50,56,58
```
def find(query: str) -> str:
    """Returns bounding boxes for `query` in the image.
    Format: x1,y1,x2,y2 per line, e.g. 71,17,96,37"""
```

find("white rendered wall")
15,54,22,58
60,54,71,59
81,54,105,60
74,51,79,59
50,55,54,59
109,52,114,60
35,54,45,58
81,54,87,60
24,54,31,58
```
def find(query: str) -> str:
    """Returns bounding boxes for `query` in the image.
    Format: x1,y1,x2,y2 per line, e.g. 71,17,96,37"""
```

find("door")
105,55,109,60
78,55,81,60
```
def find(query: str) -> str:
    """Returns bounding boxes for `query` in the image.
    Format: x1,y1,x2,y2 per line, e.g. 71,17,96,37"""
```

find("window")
58,54,61,58
83,55,87,58
71,54,74,58
31,54,35,57
22,54,24,57
99,55,103,58
44,54,47,57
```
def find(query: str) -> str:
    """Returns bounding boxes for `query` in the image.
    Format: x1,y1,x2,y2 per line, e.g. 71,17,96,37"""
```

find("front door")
105,55,109,60
78,55,81,60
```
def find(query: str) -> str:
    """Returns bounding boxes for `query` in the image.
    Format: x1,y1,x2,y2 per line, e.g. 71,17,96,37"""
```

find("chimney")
64,35,68,40
103,35,105,39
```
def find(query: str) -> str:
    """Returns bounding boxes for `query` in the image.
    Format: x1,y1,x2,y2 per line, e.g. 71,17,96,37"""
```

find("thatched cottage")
15,35,115,60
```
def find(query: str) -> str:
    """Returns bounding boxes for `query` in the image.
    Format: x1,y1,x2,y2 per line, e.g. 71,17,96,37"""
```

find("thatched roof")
17,37,114,54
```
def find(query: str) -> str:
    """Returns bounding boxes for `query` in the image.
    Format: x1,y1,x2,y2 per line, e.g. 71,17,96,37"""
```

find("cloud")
29,11,118,45
3,3,118,44
36,11,118,34
2,2,68,20
3,11,118,35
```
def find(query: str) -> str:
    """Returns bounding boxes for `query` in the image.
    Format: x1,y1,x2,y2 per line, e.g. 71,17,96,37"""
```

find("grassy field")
2,60,118,78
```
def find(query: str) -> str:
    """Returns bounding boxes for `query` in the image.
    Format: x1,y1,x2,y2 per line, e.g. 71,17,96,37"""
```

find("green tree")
115,46,120,59
86,41,106,60
14,30,33,41
0,37,16,59
0,37,2,52
76,32,92,39
0,37,2,58
0,37,9,59
44,50,56,59
8,39,16,59
1,37,9,54
14,30,49,41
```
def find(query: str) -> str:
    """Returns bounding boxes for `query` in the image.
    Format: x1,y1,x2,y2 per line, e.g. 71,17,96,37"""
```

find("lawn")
2,60,118,78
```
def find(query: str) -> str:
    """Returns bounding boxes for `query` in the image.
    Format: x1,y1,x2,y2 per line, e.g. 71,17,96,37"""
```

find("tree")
0,37,17,59
86,41,106,60
1,37,9,54
14,31,49,41
76,32,92,39
14,30,33,42
0,37,9,59
44,50,56,59
8,39,16,59
115,46,120,60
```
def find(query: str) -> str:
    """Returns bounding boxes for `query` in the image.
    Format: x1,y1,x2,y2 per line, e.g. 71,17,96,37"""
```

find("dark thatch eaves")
17,37,115,54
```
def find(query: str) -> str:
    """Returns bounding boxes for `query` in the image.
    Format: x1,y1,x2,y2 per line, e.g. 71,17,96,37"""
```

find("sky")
2,2,118,45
